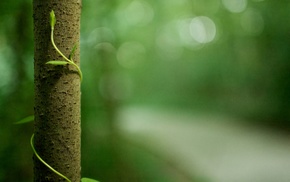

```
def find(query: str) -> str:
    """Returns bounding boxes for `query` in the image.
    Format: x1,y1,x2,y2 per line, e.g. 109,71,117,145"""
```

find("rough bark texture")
33,0,81,181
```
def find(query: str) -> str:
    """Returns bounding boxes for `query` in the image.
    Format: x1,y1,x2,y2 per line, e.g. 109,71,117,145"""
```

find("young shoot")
47,10,83,81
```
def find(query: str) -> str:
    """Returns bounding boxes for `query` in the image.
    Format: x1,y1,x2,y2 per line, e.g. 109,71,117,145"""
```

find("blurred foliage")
1,0,290,181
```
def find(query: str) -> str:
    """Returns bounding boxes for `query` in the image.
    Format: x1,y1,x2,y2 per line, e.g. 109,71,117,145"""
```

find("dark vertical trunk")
33,0,82,181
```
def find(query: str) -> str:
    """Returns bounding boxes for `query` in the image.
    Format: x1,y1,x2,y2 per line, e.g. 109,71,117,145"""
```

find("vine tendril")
31,134,71,182
47,10,83,81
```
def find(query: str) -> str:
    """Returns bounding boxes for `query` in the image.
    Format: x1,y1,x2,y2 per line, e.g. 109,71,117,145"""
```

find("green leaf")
14,115,34,124
50,10,56,28
69,44,77,60
46,60,69,65
81,178,99,182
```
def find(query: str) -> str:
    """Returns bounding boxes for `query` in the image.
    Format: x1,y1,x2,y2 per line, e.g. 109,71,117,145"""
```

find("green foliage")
3,0,290,181
46,60,69,65
14,115,34,124
69,43,78,60
49,10,56,29
81,177,100,182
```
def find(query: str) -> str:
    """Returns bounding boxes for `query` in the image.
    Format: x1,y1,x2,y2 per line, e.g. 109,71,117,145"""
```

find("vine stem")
50,26,83,81
31,134,71,182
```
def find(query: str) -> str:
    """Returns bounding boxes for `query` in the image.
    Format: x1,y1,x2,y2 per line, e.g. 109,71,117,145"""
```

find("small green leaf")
14,115,34,124
50,10,56,28
46,60,69,65
69,44,77,60
81,177,99,182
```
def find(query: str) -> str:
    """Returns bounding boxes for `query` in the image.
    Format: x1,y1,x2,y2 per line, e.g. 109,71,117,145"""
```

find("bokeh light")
222,0,247,13
190,16,217,44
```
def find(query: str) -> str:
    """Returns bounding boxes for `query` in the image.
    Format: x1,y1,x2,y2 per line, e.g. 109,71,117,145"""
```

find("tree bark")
33,0,81,181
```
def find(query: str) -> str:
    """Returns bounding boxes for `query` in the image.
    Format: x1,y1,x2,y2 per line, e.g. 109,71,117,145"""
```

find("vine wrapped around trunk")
33,1,82,181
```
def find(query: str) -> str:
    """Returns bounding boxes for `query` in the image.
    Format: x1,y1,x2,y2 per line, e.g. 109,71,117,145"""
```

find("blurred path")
117,107,290,182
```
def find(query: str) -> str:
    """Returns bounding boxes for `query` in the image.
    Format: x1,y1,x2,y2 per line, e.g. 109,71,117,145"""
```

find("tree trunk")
33,0,81,181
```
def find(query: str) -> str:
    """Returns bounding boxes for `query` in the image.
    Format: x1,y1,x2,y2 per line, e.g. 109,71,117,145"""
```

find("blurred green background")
1,0,290,181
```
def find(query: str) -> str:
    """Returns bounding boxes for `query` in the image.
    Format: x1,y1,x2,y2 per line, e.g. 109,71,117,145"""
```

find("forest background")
0,0,290,181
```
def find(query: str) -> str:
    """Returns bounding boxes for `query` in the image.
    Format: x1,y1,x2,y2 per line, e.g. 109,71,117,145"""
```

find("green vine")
15,10,98,182
30,134,72,182
47,10,83,81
